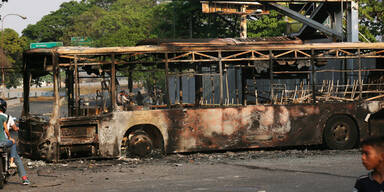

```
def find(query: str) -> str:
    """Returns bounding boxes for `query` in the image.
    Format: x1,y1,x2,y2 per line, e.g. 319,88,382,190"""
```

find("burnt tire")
128,130,153,157
324,115,358,150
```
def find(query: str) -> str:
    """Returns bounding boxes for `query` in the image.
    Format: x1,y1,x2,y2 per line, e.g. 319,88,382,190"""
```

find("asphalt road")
3,149,365,192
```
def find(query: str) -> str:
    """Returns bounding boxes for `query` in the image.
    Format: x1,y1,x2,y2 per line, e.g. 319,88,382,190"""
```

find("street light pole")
0,13,26,97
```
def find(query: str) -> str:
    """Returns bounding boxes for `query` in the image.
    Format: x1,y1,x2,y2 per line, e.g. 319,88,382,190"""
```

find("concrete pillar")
347,1,359,42
346,1,359,83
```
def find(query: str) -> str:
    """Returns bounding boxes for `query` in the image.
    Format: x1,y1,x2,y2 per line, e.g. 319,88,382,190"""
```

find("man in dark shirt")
354,136,384,192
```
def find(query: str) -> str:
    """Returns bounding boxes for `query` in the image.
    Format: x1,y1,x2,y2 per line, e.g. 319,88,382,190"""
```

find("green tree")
22,1,90,42
87,0,118,10
359,0,384,42
1,29,28,88
60,0,158,47
153,0,241,39
62,6,107,46
77,0,157,46
247,10,286,38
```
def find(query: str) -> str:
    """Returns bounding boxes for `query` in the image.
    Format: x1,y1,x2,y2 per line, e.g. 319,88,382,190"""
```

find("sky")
0,0,72,35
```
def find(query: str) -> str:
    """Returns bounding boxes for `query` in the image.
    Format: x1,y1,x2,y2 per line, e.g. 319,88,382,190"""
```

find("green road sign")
71,37,92,46
30,42,63,49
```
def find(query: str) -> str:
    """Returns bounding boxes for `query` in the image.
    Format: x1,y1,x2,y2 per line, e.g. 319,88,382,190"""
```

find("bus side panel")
175,103,370,152
176,105,323,151
97,102,375,157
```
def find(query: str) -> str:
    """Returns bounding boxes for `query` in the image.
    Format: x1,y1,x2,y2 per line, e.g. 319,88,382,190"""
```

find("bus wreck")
20,38,384,162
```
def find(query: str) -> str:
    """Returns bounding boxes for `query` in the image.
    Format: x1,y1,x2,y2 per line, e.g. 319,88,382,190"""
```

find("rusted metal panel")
19,116,51,160
24,42,384,56
20,117,101,160
60,125,96,138
92,101,376,157
169,102,369,151
201,1,264,14
137,37,302,47
240,5,247,38
111,54,117,109
52,53,61,162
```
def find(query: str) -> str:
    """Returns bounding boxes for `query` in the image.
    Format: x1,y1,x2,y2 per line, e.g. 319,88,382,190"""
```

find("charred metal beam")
195,63,202,106
219,51,224,106
311,49,316,103
201,1,263,15
74,56,80,116
165,53,171,108
66,68,74,116
179,64,183,105
265,2,343,40
358,48,362,100
52,53,60,162
225,69,230,104
241,67,246,105
269,50,274,103
111,54,117,109
25,42,384,56
22,54,30,116
235,66,239,104
210,73,215,104
128,68,133,93
240,5,247,38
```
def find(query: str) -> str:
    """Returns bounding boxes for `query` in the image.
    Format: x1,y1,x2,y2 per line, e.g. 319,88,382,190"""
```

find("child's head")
360,136,384,170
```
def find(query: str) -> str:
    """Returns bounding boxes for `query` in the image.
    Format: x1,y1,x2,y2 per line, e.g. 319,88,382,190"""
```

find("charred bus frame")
21,39,384,162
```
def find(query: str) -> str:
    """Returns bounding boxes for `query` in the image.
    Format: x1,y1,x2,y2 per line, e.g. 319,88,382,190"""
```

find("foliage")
22,0,287,44
62,6,107,46
247,10,286,38
153,1,240,39
22,1,90,42
130,64,166,93
0,29,28,88
359,0,384,42
90,0,158,46
86,0,117,10
359,25,376,43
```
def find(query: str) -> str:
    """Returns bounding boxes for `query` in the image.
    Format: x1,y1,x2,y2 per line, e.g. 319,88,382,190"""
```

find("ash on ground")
22,148,359,170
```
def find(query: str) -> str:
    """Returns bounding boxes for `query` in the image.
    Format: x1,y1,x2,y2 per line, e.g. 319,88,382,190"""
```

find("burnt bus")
20,38,384,161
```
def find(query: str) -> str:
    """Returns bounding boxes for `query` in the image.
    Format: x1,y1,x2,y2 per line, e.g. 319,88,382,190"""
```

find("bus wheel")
324,115,358,150
128,130,153,157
